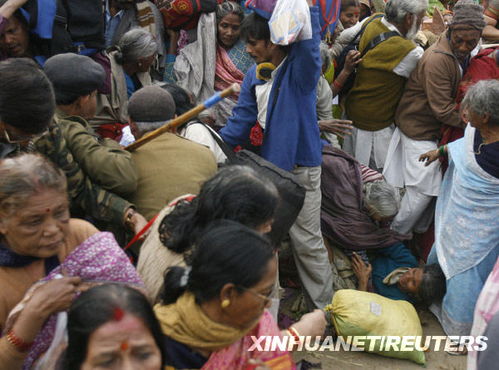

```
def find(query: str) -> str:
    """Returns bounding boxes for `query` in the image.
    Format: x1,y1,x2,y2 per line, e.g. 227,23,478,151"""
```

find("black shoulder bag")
201,124,306,247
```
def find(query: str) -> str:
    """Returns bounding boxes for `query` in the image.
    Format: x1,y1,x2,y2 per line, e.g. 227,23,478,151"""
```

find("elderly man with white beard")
343,0,428,172
383,0,486,238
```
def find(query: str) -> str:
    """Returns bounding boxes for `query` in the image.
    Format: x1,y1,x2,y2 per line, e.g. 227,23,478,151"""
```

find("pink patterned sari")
214,44,245,99
468,258,499,370
203,310,295,370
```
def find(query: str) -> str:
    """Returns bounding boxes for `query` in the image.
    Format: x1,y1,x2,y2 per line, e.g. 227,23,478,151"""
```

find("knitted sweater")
345,15,416,131
395,35,464,141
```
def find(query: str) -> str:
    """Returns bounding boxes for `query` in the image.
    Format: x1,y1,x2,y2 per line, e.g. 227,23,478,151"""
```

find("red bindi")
45,208,51,213
120,340,129,351
113,307,125,321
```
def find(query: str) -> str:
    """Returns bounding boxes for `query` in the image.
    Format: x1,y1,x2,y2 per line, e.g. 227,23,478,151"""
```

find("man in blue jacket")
220,2,333,309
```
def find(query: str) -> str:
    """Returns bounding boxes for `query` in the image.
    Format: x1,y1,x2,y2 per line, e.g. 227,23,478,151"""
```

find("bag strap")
361,30,400,57
124,213,159,251
349,13,384,47
196,122,238,162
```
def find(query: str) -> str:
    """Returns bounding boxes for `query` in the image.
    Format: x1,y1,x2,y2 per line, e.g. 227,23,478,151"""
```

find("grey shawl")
173,13,237,128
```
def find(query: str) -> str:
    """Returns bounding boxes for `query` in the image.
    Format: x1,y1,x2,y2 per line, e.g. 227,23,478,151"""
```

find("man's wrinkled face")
449,28,481,61
0,16,30,58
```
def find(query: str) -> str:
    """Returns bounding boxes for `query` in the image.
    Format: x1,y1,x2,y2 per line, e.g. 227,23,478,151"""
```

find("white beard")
405,15,420,40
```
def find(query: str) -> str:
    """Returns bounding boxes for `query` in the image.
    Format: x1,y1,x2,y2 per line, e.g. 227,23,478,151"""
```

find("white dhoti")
342,125,395,171
383,128,443,235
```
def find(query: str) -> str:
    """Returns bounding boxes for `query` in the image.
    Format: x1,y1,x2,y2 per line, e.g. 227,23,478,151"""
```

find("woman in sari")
0,154,142,368
64,284,164,370
137,165,278,302
91,28,157,140
164,1,253,128
468,257,499,369
155,221,295,369
420,80,499,338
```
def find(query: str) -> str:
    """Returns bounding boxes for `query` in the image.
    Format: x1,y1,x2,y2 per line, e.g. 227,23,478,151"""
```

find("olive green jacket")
55,110,138,196
34,121,132,227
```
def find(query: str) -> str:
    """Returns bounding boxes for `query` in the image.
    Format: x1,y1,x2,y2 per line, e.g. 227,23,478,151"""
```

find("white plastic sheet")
269,0,312,45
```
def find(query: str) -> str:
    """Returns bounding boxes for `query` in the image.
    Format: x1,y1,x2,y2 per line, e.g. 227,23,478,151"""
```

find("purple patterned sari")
3,232,144,369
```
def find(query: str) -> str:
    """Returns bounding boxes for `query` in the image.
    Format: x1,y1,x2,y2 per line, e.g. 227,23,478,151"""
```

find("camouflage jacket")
54,111,138,197
34,122,132,226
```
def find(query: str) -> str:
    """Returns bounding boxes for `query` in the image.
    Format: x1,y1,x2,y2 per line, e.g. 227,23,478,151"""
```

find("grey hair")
385,0,428,24
461,79,499,127
216,1,244,24
363,180,401,219
115,28,158,65
135,120,167,136
320,42,332,69
0,154,67,219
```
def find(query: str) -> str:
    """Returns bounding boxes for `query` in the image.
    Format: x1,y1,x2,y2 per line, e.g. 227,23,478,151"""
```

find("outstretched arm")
0,0,28,19
291,4,322,92
351,252,372,291
219,71,259,147
419,145,447,166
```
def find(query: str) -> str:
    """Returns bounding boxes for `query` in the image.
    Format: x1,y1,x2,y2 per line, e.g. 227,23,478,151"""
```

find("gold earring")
221,299,230,308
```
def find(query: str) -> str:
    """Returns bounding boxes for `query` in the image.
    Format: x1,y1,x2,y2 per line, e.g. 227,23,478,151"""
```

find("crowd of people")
0,0,498,369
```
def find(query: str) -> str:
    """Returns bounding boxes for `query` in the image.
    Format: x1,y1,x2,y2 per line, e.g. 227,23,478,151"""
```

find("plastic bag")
269,0,312,45
325,289,426,365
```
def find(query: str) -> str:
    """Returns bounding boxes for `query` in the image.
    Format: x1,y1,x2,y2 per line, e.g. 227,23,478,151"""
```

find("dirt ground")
293,310,467,370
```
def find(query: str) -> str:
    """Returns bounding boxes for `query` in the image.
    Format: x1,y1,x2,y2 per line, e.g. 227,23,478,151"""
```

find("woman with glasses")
154,221,295,369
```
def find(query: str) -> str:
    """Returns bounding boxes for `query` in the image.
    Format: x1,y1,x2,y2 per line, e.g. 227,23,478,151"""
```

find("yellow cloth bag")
325,289,426,365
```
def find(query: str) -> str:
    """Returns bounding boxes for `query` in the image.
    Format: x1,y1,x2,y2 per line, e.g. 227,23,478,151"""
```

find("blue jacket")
220,6,323,171
371,242,418,302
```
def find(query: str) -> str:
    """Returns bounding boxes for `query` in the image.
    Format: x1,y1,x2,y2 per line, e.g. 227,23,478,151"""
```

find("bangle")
438,145,446,157
333,80,343,91
6,329,33,352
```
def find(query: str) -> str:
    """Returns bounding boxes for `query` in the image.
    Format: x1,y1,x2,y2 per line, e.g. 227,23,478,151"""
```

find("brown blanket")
320,145,406,251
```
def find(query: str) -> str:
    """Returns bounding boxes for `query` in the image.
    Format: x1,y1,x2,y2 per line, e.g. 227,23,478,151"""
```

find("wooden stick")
125,83,241,151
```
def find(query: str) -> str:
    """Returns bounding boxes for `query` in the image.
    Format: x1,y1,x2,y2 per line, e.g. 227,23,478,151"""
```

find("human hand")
26,276,82,319
131,212,148,236
123,208,149,236
344,50,362,73
291,309,327,338
351,252,371,290
319,119,353,138
419,149,440,167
